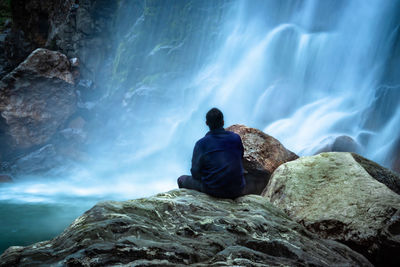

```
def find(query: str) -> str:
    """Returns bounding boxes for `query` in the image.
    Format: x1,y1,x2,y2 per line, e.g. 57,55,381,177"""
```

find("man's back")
191,128,245,198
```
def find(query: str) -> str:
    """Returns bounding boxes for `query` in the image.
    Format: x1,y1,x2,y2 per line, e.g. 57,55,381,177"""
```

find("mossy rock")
263,152,400,266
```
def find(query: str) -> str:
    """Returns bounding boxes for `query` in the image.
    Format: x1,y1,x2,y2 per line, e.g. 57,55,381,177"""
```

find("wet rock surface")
9,144,63,176
2,0,116,88
0,189,371,266
391,138,400,174
314,135,361,154
263,152,400,266
227,124,298,195
0,48,76,155
351,152,400,195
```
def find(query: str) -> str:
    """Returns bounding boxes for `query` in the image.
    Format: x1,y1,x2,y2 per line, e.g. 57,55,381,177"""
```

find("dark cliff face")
0,0,118,169
4,0,227,95
4,0,117,83
0,0,233,175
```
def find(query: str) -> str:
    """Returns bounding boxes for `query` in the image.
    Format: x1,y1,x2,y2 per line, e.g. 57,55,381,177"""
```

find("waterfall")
104,0,400,177
1,0,398,202
1,0,399,253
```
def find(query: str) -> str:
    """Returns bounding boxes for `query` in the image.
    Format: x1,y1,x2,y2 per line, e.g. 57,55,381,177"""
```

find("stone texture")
0,189,371,266
227,124,298,195
314,135,361,154
391,138,400,174
0,48,76,154
4,0,116,85
351,153,400,195
263,152,400,266
9,144,63,175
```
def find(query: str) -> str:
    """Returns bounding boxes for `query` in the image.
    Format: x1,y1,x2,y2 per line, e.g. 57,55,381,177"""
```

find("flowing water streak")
0,0,399,253
1,0,398,203
188,0,400,168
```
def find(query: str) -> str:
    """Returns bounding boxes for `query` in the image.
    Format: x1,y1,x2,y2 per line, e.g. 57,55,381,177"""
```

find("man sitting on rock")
177,108,246,198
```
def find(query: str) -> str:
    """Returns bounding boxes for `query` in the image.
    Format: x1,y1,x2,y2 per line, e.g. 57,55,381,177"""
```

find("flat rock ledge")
0,189,371,266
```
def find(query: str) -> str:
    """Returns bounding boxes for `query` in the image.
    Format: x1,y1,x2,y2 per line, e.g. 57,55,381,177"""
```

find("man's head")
206,108,224,130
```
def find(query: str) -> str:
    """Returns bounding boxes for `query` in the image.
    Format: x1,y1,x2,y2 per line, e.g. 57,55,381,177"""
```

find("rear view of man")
177,108,245,199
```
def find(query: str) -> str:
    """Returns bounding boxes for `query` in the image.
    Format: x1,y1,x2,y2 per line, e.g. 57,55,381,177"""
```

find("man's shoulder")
195,135,209,146
197,129,241,144
225,130,242,140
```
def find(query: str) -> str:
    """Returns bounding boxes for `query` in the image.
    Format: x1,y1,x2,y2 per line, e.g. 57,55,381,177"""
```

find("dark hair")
206,108,224,130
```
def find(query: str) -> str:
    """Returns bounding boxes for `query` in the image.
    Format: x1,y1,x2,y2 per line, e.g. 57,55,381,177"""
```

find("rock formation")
263,152,400,266
313,135,361,154
391,138,400,174
0,189,371,266
9,144,63,175
351,152,400,194
5,0,117,83
0,48,76,157
227,124,298,194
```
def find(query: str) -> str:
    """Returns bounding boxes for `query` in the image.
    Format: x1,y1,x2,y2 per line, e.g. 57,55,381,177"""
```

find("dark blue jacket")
191,128,245,198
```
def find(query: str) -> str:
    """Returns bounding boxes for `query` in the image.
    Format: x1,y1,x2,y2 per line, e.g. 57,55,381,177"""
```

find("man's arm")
190,142,202,180
238,135,244,159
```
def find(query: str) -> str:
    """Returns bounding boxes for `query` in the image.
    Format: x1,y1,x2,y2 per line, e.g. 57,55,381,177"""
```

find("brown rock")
226,124,298,195
0,48,76,152
5,0,117,83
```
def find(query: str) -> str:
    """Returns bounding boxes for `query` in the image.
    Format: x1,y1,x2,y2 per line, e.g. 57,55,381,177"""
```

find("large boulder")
0,189,371,266
227,124,298,195
0,48,76,156
263,152,400,266
5,0,117,84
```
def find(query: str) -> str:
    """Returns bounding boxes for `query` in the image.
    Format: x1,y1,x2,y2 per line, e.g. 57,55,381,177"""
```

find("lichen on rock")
263,152,400,266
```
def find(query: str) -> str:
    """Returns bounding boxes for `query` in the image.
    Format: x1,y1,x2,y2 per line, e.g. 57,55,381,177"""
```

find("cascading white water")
188,0,400,165
1,0,399,253
109,0,399,177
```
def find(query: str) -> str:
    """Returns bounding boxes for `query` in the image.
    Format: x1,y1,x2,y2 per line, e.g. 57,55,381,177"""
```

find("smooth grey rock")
314,135,361,154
